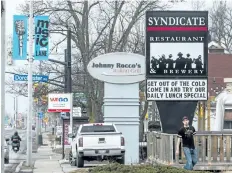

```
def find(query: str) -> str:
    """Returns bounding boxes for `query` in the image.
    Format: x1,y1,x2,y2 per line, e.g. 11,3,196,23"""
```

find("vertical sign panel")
146,11,208,78
13,15,28,60
34,16,49,60
145,11,208,134
146,11,208,101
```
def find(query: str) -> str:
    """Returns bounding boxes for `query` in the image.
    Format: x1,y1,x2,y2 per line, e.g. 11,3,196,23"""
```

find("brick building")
208,41,232,129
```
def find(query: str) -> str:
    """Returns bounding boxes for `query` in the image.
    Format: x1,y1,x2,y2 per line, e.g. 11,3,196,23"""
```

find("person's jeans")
183,147,197,170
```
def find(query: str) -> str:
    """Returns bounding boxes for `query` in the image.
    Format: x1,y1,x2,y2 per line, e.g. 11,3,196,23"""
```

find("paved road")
4,128,27,173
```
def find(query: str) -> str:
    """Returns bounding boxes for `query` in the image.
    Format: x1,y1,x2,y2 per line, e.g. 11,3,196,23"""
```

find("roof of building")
208,41,230,54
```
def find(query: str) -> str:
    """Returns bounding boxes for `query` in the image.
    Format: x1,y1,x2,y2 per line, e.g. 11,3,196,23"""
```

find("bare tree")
210,1,232,53
6,60,65,96
14,0,184,123
191,0,205,10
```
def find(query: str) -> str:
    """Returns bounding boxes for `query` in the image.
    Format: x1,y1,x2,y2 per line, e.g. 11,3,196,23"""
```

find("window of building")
223,109,232,129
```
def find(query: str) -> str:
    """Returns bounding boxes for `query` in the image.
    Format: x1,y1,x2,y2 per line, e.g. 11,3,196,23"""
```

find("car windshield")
81,125,116,133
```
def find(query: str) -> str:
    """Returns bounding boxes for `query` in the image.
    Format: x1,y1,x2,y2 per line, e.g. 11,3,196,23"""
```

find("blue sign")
38,112,44,119
13,15,28,60
14,74,49,82
34,16,49,60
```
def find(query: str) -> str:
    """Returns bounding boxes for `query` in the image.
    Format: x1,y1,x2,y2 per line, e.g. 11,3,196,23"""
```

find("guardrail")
147,131,232,170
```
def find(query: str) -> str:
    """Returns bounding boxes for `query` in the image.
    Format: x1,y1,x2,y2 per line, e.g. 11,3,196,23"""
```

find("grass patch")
83,163,210,173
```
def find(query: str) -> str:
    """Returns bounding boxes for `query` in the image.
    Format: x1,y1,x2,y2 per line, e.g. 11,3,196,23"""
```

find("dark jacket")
11,132,21,143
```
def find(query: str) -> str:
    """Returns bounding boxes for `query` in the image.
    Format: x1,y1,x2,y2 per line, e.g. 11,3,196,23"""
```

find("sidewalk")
18,132,80,173
33,146,62,173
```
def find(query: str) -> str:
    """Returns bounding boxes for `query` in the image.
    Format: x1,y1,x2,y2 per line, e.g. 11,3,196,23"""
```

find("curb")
15,161,24,173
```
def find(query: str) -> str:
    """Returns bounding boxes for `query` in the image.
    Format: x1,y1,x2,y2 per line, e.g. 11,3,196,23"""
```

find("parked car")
69,123,125,168
4,138,10,164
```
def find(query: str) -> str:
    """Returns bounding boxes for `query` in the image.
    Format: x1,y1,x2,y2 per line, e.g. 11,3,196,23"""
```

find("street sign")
73,107,81,117
38,112,44,119
14,74,49,82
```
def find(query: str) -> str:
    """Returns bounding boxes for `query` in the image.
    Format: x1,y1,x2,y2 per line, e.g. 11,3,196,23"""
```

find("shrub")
88,163,209,173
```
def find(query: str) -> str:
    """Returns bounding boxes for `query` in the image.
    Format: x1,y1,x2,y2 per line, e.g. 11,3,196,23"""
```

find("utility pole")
38,61,42,134
47,29,72,159
67,29,73,135
26,0,33,167
62,29,72,159
1,1,6,172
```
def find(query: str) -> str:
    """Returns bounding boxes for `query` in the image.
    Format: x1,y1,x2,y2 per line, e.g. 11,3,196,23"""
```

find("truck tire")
76,152,84,168
117,155,125,164
69,151,76,166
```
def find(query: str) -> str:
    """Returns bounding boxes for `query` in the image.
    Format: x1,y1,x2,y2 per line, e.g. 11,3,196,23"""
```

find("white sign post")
87,52,145,164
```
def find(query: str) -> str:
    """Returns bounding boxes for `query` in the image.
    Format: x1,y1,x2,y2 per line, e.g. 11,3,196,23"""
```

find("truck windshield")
81,125,116,133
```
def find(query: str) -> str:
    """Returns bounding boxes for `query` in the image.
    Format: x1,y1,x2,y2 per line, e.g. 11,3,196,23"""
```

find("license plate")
14,147,17,150
99,150,106,154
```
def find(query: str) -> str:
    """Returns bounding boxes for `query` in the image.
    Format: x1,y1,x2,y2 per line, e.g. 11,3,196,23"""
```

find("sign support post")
26,0,33,167
69,93,73,136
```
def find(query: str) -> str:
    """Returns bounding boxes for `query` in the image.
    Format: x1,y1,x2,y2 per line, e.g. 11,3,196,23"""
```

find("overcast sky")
4,0,229,117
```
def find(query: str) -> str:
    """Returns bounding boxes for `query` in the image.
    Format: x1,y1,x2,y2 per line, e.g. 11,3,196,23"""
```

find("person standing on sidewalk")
176,116,197,170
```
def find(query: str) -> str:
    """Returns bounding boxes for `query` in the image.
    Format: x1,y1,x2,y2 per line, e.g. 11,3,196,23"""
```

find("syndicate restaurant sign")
87,52,145,84
146,11,208,77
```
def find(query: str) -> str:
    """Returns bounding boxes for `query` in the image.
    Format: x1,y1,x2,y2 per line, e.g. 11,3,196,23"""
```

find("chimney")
224,78,232,93
209,45,225,54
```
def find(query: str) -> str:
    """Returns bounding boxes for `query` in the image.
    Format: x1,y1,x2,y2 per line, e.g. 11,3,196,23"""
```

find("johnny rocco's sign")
91,62,142,73
147,79,207,100
146,11,208,77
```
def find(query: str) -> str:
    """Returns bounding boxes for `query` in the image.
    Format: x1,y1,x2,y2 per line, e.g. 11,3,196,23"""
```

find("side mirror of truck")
68,133,75,138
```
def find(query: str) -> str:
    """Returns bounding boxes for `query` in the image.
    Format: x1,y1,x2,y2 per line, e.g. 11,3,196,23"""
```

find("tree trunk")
139,101,149,141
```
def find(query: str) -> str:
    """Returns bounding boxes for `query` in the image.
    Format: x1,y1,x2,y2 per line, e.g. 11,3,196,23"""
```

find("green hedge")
88,163,209,173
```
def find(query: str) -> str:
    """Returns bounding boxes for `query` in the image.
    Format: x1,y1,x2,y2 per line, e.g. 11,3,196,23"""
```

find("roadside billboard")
48,93,71,112
146,11,208,101
145,11,208,133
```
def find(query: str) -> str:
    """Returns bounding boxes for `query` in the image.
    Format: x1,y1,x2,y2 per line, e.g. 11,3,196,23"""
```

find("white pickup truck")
68,123,125,168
